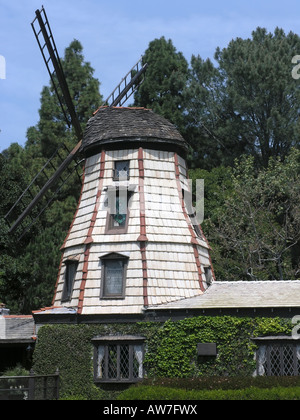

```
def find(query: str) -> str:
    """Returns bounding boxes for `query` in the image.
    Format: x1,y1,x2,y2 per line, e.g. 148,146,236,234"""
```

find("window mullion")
293,345,298,376
280,345,284,376
104,345,109,381
93,338,145,383
266,346,270,376
117,345,121,381
129,345,133,382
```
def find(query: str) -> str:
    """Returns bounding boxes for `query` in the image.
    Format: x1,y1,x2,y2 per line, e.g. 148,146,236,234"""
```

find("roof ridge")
93,106,152,115
213,280,300,283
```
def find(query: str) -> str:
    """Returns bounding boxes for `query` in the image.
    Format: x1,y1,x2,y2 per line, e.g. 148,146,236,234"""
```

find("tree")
185,27,300,169
27,39,102,158
184,56,238,169
134,37,189,134
205,149,300,281
0,40,102,313
0,148,36,313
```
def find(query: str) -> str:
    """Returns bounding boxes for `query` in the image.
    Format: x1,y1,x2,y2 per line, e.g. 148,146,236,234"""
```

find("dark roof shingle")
81,107,188,155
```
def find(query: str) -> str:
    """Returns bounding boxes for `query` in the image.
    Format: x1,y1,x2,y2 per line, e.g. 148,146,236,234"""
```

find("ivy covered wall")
32,316,293,399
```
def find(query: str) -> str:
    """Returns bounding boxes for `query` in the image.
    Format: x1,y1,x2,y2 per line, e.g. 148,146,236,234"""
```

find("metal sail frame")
31,6,83,140
104,58,148,107
5,6,147,240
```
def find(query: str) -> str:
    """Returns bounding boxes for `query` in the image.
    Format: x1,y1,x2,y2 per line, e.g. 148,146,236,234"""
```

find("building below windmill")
0,304,35,373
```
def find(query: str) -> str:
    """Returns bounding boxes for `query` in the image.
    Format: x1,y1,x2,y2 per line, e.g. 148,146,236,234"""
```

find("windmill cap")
81,107,189,156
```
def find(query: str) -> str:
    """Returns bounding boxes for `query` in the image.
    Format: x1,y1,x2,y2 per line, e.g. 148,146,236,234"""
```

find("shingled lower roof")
147,281,300,310
81,107,188,155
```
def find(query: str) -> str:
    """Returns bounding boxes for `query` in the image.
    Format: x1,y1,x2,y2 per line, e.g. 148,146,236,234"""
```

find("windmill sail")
104,58,148,107
5,6,84,239
5,141,83,239
5,6,147,240
31,6,82,140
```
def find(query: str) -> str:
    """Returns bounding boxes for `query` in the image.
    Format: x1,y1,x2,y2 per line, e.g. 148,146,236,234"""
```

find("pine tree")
134,37,189,133
27,39,102,158
186,27,300,169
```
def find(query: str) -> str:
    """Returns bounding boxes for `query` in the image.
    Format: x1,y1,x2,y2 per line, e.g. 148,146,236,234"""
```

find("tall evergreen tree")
0,40,102,313
184,56,234,169
27,39,102,158
134,37,189,134
185,27,300,169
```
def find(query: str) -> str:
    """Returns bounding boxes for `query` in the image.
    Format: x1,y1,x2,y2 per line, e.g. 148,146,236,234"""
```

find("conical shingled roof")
81,107,189,156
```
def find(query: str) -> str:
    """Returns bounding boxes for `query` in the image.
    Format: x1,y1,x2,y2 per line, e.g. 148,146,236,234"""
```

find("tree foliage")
200,149,300,280
134,37,189,133
185,27,300,169
0,40,102,313
27,40,102,158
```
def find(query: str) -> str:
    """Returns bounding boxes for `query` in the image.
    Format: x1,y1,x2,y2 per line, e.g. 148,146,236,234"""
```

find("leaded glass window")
113,160,130,181
255,339,300,377
93,336,145,383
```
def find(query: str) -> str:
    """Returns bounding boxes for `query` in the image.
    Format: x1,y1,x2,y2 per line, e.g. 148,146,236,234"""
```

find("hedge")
141,376,300,390
117,385,300,400
32,316,293,399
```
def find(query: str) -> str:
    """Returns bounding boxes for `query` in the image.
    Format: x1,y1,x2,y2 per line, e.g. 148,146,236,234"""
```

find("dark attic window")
92,336,145,383
105,187,133,234
182,189,203,239
192,222,203,238
61,260,78,302
100,254,129,299
204,267,213,287
113,160,130,181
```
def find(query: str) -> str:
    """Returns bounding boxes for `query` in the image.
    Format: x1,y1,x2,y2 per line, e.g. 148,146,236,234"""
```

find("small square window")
61,260,78,302
113,160,130,181
101,254,128,299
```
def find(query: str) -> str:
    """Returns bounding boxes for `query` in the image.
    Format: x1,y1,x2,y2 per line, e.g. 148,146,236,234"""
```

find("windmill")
5,6,214,323
4,6,148,240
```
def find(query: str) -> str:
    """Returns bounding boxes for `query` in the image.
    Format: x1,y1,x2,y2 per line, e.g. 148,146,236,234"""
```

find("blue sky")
1,0,300,152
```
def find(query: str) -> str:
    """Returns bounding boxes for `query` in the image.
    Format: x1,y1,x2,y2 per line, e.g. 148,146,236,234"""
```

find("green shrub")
117,385,300,400
141,376,300,390
2,364,29,377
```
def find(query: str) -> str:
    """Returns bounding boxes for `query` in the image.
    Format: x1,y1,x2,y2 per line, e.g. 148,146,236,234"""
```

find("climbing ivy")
32,316,293,399
144,317,292,378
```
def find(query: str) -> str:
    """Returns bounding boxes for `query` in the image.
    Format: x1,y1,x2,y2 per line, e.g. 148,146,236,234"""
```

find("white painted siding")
54,147,212,314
